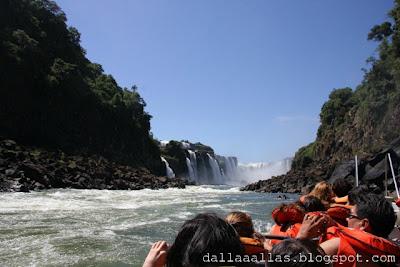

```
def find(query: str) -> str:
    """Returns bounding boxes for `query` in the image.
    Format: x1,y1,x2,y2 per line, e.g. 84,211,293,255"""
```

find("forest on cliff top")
0,0,164,174
292,0,400,170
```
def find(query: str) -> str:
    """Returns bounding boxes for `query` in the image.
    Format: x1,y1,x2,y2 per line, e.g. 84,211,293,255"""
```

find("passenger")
143,213,244,267
331,178,353,205
268,239,331,267
226,211,256,238
269,203,305,246
347,185,382,205
332,178,353,198
226,211,268,256
346,193,395,238
143,241,168,267
297,194,400,267
300,182,334,208
301,196,327,212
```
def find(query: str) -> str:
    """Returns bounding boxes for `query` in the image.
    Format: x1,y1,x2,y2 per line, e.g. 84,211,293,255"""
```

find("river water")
0,186,296,267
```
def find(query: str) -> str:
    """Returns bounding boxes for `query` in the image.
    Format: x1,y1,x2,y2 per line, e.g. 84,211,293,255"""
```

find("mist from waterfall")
161,140,292,185
236,158,292,184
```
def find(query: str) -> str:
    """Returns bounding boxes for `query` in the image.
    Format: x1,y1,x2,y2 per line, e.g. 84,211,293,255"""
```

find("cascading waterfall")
188,150,198,179
163,141,291,185
223,157,237,178
185,157,195,181
161,157,175,178
207,153,223,184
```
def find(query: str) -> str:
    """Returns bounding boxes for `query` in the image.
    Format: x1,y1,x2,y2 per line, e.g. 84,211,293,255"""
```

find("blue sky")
56,0,393,163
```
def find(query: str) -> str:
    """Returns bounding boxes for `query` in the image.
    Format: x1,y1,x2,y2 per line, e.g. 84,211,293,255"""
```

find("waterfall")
185,157,195,181
188,150,198,179
160,141,291,185
207,153,223,184
161,157,175,178
224,157,237,178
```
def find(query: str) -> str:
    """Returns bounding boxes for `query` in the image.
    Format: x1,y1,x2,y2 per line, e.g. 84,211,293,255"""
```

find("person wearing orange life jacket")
300,181,335,209
297,193,400,267
269,202,306,246
225,211,268,255
331,178,353,205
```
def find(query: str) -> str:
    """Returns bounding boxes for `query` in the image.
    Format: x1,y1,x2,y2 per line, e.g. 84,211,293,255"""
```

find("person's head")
225,211,255,238
347,185,382,205
301,196,326,212
309,181,334,202
167,213,244,267
332,178,353,197
269,239,330,267
347,194,396,237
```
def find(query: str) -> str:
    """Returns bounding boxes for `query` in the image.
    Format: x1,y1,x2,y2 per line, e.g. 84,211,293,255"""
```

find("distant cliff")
242,1,400,193
160,140,239,184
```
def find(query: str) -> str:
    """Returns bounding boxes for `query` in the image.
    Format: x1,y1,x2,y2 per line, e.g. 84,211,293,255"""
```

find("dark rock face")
0,139,185,192
241,140,400,194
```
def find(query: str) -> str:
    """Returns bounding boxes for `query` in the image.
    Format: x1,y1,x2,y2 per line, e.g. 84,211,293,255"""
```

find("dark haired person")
346,193,395,238
143,213,244,267
297,194,400,267
332,178,353,198
268,239,331,267
331,178,353,205
301,196,327,213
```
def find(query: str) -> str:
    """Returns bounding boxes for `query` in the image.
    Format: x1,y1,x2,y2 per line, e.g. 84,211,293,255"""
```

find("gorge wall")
242,1,400,193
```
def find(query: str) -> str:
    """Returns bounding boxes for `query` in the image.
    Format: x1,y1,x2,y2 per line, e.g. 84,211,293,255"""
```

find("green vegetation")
0,0,163,174
318,88,355,135
291,142,316,169
292,0,400,169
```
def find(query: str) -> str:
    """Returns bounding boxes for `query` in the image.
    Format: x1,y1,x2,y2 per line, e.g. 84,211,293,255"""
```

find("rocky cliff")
0,0,164,177
0,139,185,192
242,1,400,194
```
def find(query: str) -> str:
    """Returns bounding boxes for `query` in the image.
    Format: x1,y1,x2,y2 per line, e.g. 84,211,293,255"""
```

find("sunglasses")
347,214,362,220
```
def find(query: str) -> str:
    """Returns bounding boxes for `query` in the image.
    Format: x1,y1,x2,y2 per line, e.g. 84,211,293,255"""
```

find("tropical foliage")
0,0,163,173
293,0,400,168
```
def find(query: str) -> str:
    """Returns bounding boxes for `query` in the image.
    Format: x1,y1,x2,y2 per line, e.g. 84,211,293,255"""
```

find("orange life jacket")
271,203,304,226
326,225,400,263
269,223,302,245
327,206,350,226
240,237,265,255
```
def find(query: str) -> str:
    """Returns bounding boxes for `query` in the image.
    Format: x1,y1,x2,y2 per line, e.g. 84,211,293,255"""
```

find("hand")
253,232,272,250
143,241,168,267
296,213,328,240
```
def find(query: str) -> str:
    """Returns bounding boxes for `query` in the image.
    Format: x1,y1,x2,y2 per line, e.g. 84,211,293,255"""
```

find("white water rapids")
0,186,296,266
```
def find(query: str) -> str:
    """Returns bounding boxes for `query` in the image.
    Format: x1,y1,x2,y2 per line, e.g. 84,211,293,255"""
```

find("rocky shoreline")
241,138,400,194
0,139,186,192
240,164,327,194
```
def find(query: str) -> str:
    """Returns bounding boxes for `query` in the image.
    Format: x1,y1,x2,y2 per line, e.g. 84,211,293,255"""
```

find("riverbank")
0,139,186,192
241,137,400,194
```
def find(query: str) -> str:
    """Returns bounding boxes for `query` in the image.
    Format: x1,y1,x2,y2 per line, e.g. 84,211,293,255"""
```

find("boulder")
328,160,355,183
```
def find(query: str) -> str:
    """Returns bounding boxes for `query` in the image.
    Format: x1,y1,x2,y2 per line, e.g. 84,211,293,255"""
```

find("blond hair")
225,211,254,238
308,181,333,203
